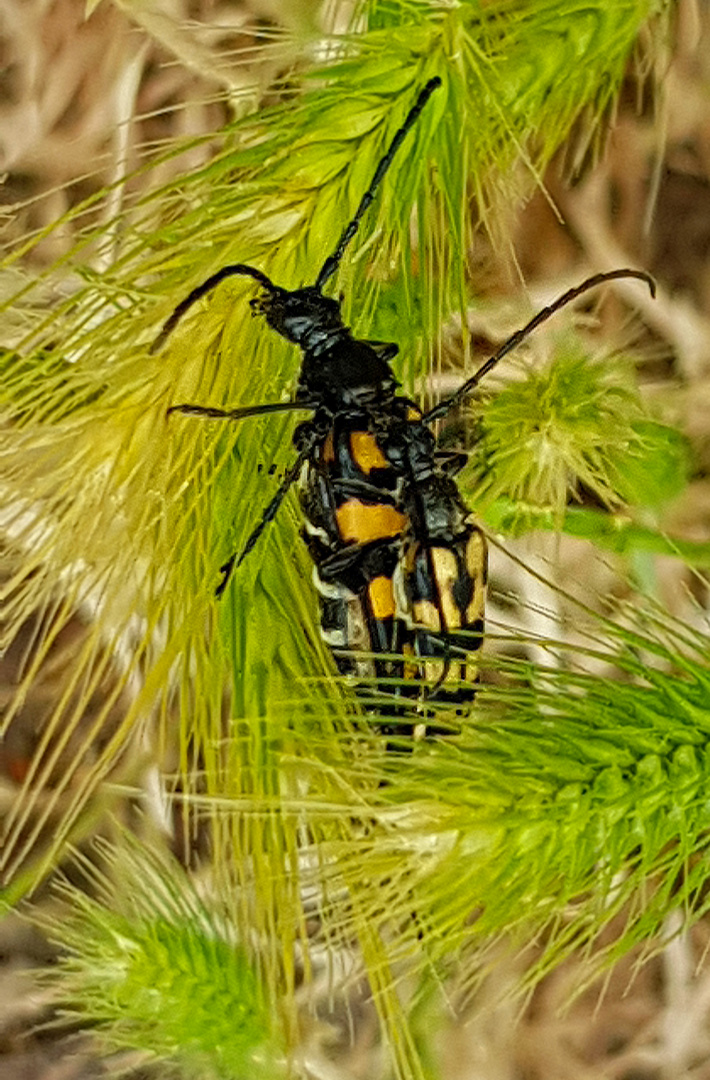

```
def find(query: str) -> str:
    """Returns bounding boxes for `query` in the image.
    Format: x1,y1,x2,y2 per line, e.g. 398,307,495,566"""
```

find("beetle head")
253,286,345,351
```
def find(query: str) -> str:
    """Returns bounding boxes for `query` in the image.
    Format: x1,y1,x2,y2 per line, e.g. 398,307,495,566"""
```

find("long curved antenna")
167,400,316,421
423,269,657,423
151,264,277,353
314,76,441,293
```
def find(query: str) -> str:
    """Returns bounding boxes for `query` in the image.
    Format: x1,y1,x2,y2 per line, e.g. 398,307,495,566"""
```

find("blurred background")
1,1,710,1078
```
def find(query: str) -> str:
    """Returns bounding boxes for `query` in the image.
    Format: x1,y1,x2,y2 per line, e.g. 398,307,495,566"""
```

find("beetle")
155,77,655,726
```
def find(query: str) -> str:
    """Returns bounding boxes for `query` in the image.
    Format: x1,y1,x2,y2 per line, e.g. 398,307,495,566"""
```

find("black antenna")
314,76,441,293
423,268,657,423
151,264,277,353
153,79,441,350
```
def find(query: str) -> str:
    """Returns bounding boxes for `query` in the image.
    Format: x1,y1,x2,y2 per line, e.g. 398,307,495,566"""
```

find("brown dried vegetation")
2,1,710,1078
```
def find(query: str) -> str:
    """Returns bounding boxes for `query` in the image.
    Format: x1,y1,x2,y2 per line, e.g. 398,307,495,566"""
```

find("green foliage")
467,345,650,516
32,611,710,1079
465,342,693,541
41,837,284,1080
485,501,710,566
1,1,697,1079
360,618,710,999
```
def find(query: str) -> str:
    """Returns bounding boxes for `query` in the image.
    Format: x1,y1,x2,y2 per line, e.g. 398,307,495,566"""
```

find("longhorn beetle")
156,77,655,722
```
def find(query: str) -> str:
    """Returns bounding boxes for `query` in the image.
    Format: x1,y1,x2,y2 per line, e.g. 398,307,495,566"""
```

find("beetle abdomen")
300,406,486,721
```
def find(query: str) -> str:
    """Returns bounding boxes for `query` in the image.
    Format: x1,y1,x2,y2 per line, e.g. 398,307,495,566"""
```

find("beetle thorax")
298,337,399,408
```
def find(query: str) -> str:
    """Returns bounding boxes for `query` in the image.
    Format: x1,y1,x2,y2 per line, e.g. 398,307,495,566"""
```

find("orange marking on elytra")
350,431,388,473
368,574,396,619
335,500,407,543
